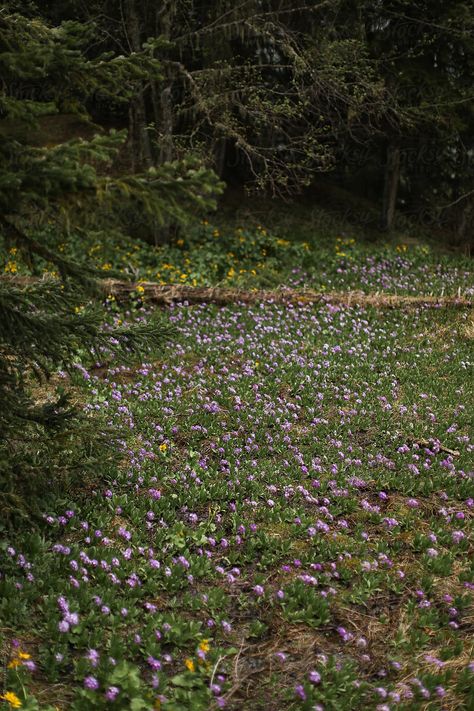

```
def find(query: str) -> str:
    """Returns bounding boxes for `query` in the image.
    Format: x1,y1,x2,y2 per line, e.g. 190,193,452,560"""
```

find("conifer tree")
0,6,221,518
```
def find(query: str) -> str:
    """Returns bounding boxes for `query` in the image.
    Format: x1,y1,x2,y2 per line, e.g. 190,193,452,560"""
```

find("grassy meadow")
1,213,473,710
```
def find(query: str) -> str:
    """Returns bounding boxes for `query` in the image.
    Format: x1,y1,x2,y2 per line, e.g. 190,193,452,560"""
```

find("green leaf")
171,674,196,688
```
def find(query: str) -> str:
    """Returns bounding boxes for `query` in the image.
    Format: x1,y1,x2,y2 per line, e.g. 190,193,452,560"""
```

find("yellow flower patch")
1,691,22,708
198,639,210,653
4,261,18,274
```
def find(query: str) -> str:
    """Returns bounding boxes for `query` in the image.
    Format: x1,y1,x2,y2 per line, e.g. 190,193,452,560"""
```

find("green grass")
1,295,473,709
0,215,473,709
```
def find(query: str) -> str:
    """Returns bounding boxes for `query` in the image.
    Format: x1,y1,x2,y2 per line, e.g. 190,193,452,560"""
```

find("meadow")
1,223,473,710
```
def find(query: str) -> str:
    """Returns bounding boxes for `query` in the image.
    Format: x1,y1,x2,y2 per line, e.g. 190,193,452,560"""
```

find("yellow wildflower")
198,639,210,653
176,239,184,246
7,658,21,669
1,691,22,708
184,658,195,672
4,261,18,274
136,285,145,294
101,263,112,271
8,649,30,667
159,443,167,453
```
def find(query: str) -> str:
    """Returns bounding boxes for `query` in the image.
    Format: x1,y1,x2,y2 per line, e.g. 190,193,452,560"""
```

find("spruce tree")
0,7,221,519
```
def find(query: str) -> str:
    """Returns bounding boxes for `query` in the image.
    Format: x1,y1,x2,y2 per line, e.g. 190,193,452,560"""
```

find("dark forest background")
2,0,474,245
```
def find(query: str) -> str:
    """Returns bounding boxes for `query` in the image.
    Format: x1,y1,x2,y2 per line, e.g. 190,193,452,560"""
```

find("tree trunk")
381,144,400,231
128,95,153,170
125,0,153,169
213,137,227,178
456,196,474,246
157,83,174,164
6,276,472,310
153,2,175,165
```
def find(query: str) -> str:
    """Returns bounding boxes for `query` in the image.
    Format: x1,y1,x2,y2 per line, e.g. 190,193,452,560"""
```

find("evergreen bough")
0,7,222,521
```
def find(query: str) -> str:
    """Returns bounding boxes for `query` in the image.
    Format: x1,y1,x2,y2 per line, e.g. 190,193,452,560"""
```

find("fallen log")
2,276,472,309
101,280,473,309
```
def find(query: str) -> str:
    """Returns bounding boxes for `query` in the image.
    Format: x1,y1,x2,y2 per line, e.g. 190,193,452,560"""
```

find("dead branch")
410,437,460,457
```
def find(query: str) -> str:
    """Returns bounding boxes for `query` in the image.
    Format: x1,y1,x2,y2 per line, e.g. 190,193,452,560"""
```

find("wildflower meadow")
1,225,473,710
1,3,474,709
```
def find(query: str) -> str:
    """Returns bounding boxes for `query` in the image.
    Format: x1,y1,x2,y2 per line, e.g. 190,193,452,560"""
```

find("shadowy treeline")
18,0,472,243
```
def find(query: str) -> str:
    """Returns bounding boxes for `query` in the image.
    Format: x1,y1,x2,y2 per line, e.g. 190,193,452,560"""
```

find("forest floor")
1,212,473,710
